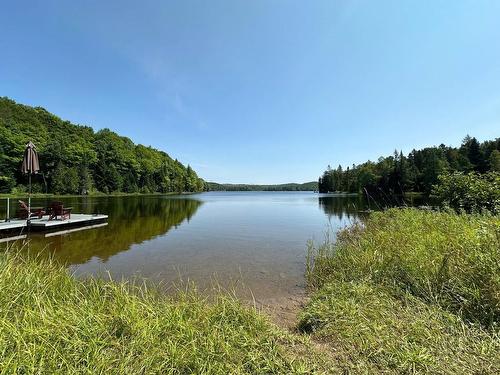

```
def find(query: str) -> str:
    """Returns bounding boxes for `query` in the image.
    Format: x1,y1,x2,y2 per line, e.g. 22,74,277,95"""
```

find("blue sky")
1,1,499,184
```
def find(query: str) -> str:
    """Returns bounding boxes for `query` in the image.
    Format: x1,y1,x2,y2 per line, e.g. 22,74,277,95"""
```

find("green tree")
0,97,206,195
318,135,498,197
66,168,79,194
0,175,15,193
489,150,500,172
78,163,93,194
51,162,66,194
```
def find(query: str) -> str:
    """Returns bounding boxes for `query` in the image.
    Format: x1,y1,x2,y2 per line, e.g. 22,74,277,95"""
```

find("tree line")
207,181,318,191
318,136,500,195
0,97,205,194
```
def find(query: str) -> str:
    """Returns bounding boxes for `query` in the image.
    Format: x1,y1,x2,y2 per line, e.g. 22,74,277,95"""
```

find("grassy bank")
302,208,500,373
0,252,315,374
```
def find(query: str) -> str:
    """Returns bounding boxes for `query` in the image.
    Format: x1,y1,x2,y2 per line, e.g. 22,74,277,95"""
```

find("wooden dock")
0,214,108,234
0,220,27,233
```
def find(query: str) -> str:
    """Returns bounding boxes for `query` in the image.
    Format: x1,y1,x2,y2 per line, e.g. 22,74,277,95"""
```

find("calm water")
1,192,369,300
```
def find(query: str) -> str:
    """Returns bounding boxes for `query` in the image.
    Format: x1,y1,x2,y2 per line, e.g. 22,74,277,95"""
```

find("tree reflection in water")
21,196,203,265
318,195,368,222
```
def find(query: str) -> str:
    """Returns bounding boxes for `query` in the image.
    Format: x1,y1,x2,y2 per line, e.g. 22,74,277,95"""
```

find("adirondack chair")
17,200,46,219
48,201,73,221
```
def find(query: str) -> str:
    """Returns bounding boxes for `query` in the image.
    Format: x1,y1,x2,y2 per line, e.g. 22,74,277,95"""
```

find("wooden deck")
0,220,27,233
0,214,108,234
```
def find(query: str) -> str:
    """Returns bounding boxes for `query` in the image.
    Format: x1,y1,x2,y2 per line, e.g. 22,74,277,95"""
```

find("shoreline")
0,191,200,199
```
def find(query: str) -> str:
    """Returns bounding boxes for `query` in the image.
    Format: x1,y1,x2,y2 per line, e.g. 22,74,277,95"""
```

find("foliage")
490,149,500,172
0,97,205,194
207,181,318,191
432,171,500,214
318,136,500,195
0,251,315,374
0,175,15,193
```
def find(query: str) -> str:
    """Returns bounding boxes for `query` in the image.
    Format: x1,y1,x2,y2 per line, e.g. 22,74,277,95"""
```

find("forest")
318,136,500,195
0,97,205,194
206,181,317,191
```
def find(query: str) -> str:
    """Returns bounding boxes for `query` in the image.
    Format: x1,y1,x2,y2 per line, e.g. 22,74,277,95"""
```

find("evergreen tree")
490,150,500,172
467,137,483,172
319,135,498,197
66,168,79,194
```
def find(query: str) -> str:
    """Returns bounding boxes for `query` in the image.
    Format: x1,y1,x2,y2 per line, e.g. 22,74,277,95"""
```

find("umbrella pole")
28,174,31,226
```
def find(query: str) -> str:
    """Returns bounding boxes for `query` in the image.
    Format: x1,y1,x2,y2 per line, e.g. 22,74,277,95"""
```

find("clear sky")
1,1,499,184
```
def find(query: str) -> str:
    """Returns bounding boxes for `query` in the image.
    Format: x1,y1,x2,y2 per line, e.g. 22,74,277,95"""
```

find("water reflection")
317,193,435,220
318,195,368,221
25,197,203,265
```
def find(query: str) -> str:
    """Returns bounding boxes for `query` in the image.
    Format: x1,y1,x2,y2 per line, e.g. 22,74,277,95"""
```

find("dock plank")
0,214,108,233
30,214,108,228
0,219,27,232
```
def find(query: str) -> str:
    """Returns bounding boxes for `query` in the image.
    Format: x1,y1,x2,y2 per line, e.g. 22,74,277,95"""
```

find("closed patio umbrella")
21,141,40,222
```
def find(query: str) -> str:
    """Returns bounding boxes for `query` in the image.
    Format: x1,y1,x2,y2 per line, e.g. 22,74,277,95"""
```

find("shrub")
432,171,500,214
0,175,15,193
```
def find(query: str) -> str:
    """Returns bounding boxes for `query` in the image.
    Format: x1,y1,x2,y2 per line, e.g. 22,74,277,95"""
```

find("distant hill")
207,181,318,191
0,97,205,194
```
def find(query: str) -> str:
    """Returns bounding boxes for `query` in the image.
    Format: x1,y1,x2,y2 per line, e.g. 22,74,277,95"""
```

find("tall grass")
0,251,314,374
300,208,500,374
306,208,500,326
299,281,500,374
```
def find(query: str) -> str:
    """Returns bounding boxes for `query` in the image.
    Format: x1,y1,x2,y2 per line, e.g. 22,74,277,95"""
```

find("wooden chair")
17,200,46,219
48,201,73,221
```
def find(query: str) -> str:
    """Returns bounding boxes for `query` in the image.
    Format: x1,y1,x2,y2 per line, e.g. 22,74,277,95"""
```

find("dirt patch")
251,290,310,330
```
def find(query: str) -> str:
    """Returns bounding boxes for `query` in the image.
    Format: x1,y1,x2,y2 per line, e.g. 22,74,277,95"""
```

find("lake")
1,192,370,300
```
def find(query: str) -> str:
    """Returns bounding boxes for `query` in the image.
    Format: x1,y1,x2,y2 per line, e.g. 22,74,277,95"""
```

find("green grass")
301,208,500,373
0,251,315,374
299,281,499,374
306,208,500,326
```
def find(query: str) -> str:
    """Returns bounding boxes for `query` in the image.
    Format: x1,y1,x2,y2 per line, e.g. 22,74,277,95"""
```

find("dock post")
5,198,9,222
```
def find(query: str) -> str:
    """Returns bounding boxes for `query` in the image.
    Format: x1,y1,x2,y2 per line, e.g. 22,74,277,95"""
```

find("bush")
433,171,500,214
0,175,15,193
10,184,27,195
